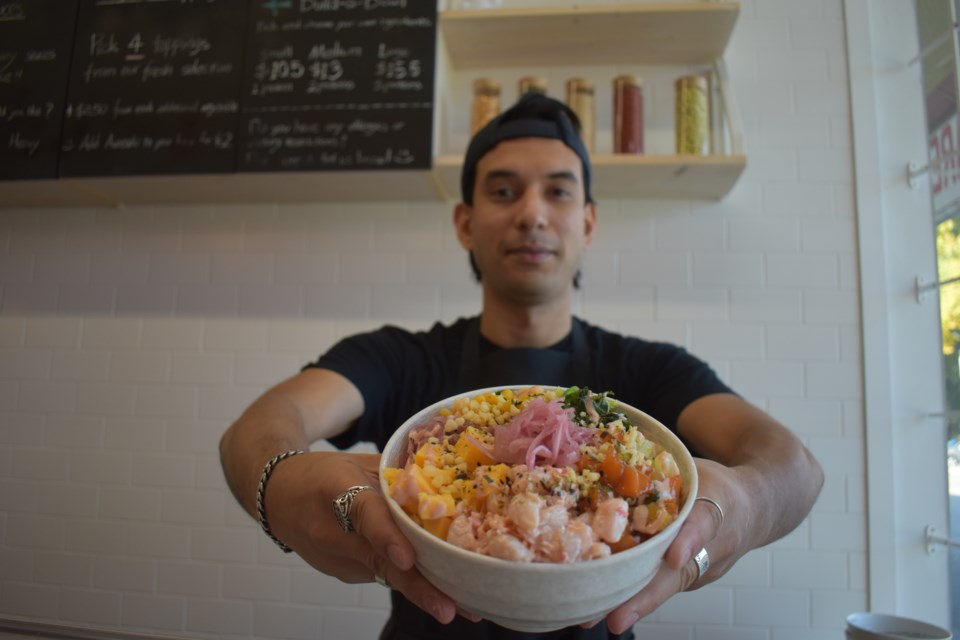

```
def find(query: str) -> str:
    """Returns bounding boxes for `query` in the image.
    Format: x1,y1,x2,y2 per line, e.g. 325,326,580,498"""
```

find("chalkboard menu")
0,0,79,180
0,0,439,183
58,0,248,177
238,0,436,172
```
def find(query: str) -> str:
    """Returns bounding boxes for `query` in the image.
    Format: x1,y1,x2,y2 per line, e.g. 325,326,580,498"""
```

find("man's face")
454,137,597,306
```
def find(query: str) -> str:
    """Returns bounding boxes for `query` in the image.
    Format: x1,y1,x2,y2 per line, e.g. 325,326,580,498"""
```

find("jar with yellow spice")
471,77,501,136
675,74,710,155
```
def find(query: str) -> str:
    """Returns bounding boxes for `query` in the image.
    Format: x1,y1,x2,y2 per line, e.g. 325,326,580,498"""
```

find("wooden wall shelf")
439,3,740,69
433,153,746,202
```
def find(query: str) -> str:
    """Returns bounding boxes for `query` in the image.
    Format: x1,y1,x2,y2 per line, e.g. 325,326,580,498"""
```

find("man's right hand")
264,450,459,624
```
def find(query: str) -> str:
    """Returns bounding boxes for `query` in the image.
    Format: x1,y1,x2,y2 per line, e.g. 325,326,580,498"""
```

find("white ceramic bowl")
846,613,953,640
379,385,699,633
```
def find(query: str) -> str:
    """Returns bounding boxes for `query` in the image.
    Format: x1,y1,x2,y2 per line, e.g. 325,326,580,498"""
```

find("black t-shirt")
306,315,733,453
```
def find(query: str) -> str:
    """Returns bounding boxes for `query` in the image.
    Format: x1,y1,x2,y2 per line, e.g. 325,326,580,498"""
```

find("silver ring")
695,496,724,529
374,573,389,588
332,485,376,532
693,547,710,580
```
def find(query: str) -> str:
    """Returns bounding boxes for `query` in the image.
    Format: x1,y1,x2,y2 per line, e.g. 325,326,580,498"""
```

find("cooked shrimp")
654,451,680,478
652,478,675,501
584,542,612,560
531,504,572,561
447,513,479,551
506,466,531,493
483,533,534,562
507,493,541,535
560,518,596,562
485,493,509,514
526,466,560,492
475,513,509,540
538,503,569,537
592,498,629,543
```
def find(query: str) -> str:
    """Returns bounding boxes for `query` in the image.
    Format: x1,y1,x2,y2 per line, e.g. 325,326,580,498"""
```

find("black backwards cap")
460,92,593,205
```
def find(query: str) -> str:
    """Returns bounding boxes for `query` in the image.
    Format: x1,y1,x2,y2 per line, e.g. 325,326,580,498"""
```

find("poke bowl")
379,385,698,632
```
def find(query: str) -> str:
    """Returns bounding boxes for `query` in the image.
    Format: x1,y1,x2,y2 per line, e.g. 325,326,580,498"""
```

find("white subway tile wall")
0,0,860,638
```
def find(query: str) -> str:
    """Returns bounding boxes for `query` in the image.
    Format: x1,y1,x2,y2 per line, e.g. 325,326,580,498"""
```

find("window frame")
845,0,951,624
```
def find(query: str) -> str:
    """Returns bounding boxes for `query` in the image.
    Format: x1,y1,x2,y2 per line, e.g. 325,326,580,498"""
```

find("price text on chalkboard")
239,0,436,172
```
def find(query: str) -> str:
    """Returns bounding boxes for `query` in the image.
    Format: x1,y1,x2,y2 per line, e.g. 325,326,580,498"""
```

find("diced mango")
382,467,401,485
453,428,497,471
418,492,456,520
453,479,476,507
415,443,443,468
475,463,510,499
488,463,510,482
422,516,453,540
423,465,456,490
389,464,438,515
410,464,436,494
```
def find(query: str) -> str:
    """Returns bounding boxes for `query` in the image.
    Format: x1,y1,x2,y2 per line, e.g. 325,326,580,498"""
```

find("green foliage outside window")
938,218,960,439
938,218,960,355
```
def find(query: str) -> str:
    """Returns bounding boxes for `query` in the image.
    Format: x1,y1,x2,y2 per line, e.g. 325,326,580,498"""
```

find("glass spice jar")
675,74,710,155
471,77,501,135
613,74,644,154
518,76,548,97
565,77,595,154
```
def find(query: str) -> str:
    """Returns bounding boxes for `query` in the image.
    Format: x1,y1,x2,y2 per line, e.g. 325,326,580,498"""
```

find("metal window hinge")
926,410,960,419
908,147,960,189
916,275,936,303
908,161,925,189
916,273,960,303
925,525,960,554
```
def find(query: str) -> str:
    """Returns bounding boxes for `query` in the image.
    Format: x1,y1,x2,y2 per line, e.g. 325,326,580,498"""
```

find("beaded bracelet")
255,449,305,553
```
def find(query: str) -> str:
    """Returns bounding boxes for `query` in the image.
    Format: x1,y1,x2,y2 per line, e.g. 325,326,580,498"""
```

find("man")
219,93,824,639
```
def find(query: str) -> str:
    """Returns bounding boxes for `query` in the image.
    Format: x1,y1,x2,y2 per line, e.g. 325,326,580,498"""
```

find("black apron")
380,318,634,640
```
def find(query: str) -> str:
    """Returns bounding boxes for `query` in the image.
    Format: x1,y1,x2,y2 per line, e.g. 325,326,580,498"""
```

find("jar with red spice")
613,75,644,154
